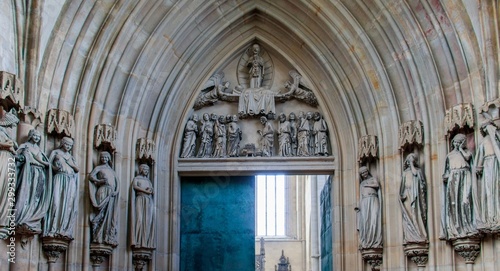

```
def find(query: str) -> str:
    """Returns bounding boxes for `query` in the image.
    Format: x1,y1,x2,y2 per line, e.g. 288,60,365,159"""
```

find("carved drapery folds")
358,135,378,164
46,109,75,138
94,124,117,152
0,71,24,111
445,103,475,135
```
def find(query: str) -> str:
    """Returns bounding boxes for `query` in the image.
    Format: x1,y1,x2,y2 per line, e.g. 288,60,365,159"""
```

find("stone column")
310,175,320,271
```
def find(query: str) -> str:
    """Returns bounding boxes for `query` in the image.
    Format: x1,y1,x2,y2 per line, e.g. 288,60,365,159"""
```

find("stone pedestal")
132,248,154,271
42,237,70,271
360,248,383,271
403,242,429,270
90,243,113,269
452,238,481,271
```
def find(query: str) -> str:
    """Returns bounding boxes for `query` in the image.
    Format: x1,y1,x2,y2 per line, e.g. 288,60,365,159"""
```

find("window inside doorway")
256,175,286,236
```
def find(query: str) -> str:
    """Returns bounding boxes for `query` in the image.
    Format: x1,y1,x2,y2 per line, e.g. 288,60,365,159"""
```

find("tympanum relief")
181,43,330,158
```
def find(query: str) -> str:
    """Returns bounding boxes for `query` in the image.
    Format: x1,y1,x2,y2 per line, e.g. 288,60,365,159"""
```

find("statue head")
27,129,42,144
59,137,74,152
404,153,418,168
359,166,371,180
289,112,296,121
252,44,261,55
139,164,150,176
99,151,112,165
451,133,466,149
260,116,268,124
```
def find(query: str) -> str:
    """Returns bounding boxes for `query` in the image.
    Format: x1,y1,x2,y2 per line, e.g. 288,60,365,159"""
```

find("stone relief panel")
182,43,329,158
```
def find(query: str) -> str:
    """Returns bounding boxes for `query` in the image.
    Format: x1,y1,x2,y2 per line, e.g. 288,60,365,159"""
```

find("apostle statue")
227,115,242,157
89,151,119,246
356,166,383,249
130,164,155,249
197,113,214,158
44,137,79,240
475,121,500,233
277,113,292,156
399,153,428,244
258,116,274,157
180,114,198,158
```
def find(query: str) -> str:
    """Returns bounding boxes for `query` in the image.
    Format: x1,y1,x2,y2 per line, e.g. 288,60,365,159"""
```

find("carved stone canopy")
94,124,117,151
0,71,24,111
445,103,474,135
358,135,378,163
46,108,75,138
136,137,155,163
399,120,423,150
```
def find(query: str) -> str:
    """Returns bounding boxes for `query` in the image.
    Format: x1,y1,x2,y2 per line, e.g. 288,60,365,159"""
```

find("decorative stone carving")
297,111,311,156
0,71,23,110
227,115,242,157
275,250,291,271
452,238,481,264
136,138,155,163
196,113,214,158
257,116,274,156
193,44,318,120
0,108,18,239
360,248,383,271
277,113,292,156
90,244,113,267
132,248,154,271
15,129,51,235
130,164,155,249
479,98,500,124
441,133,478,240
94,124,117,152
180,114,198,158
41,237,70,263
399,153,428,244
19,106,43,129
313,112,328,156
46,109,75,138
475,121,500,234
444,103,474,135
358,135,378,164
403,243,429,268
43,137,79,240
89,151,119,247
399,120,423,150
213,114,227,157
255,237,265,271
289,112,298,155
356,166,383,249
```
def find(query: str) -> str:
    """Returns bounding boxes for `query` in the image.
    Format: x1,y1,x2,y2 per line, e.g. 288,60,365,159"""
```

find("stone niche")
181,42,330,159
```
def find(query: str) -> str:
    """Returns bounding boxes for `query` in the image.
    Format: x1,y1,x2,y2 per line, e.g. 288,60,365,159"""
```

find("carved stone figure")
89,151,119,246
399,153,428,244
15,129,51,234
296,112,310,156
43,137,79,240
235,85,277,119
277,113,292,156
196,113,214,158
213,115,227,157
248,44,265,88
356,166,383,249
180,114,198,158
312,112,328,156
475,121,500,233
227,115,242,157
307,112,315,155
282,70,319,107
258,116,274,156
131,164,155,249
0,109,18,239
289,112,298,155
441,133,477,240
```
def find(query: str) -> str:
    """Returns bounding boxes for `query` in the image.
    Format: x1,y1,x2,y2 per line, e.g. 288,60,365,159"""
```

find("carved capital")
445,103,474,135
41,237,70,263
0,71,24,110
360,248,383,271
94,124,117,151
358,135,378,163
399,120,423,150
452,238,481,264
90,243,113,267
403,243,429,267
19,106,43,128
136,138,155,163
46,109,75,137
132,248,154,271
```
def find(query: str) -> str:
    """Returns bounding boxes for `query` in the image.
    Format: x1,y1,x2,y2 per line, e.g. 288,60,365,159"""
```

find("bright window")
256,175,285,236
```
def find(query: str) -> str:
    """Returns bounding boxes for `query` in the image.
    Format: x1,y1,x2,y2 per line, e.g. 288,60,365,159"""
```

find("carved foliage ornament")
399,120,423,149
0,71,24,110
46,109,75,137
445,103,474,134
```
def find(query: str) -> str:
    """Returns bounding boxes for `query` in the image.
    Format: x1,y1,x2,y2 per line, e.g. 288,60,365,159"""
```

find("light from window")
256,175,285,236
